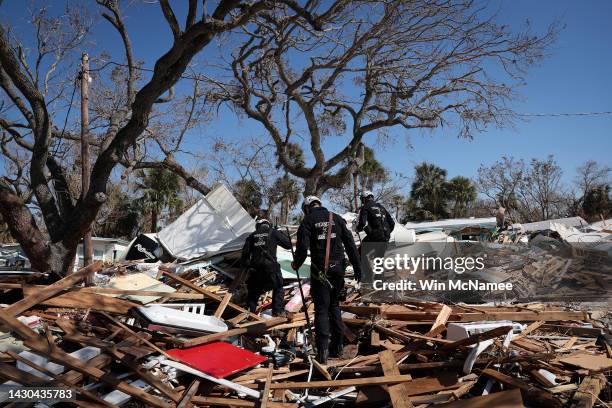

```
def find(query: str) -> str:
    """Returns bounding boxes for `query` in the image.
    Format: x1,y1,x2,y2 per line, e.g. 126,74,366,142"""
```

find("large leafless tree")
0,0,320,276
209,0,557,196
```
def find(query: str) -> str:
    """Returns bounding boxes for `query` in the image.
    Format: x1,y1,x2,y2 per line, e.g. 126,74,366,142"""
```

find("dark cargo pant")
310,262,345,354
247,262,284,315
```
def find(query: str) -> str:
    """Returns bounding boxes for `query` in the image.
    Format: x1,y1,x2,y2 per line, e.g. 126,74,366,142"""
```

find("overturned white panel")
157,184,255,260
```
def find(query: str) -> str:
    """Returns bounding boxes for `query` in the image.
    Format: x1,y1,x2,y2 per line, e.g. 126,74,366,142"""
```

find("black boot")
316,347,329,365
329,342,343,358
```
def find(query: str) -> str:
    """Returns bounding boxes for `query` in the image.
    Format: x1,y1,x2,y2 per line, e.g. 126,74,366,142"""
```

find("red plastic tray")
167,341,267,378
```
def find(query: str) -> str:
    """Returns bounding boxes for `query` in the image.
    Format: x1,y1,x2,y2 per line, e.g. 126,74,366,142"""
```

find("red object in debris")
167,341,267,378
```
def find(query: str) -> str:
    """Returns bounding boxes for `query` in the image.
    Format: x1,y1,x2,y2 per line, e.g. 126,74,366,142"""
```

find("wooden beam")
269,374,459,392
379,350,414,408
571,375,606,408
6,350,113,407
481,368,561,408
214,292,232,318
260,365,274,408
176,379,200,408
440,326,512,350
425,305,452,337
191,396,296,408
177,317,287,348
433,389,523,408
374,324,452,345
22,286,138,314
3,261,103,317
0,311,172,408
162,270,263,320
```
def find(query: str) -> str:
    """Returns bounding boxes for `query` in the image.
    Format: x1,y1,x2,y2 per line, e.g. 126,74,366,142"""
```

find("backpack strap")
323,211,333,274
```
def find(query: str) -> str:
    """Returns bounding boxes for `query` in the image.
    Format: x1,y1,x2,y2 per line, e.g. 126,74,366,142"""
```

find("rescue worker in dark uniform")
291,196,362,364
241,218,292,316
356,190,395,282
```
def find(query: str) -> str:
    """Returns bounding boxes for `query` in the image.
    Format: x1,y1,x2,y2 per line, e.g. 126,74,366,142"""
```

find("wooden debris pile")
0,259,610,407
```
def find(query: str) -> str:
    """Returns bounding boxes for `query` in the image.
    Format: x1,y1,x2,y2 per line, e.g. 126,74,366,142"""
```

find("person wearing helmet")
291,195,362,364
241,215,292,316
356,190,395,282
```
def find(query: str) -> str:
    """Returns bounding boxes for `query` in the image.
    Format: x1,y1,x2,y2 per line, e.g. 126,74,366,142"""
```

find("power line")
516,111,612,117
89,60,612,118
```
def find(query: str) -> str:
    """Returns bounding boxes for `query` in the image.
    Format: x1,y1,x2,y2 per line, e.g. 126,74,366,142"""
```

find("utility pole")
80,53,93,278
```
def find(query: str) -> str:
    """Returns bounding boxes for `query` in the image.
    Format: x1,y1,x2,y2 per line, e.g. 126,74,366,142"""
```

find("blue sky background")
2,0,611,194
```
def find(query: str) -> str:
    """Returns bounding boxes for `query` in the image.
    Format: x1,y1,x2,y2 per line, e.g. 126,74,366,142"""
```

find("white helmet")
360,190,374,200
304,195,321,207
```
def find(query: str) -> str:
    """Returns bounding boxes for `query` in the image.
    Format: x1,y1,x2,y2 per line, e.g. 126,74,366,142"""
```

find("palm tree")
447,176,477,217
410,163,449,220
234,179,263,217
135,168,184,232
270,175,300,224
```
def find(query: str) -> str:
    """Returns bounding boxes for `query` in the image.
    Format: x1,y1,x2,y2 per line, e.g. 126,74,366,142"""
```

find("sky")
2,0,611,194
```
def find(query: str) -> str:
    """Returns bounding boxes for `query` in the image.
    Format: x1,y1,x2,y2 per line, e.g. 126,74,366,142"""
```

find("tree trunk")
352,172,359,212
151,209,158,232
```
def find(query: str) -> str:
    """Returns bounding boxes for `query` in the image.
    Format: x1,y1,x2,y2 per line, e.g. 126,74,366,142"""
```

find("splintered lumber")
440,326,512,350
176,379,200,408
191,396,297,408
571,374,606,408
344,307,588,322
260,365,274,408
0,311,172,408
177,317,288,348
481,368,561,408
3,261,103,317
268,374,459,392
162,270,263,321
100,312,172,359
558,353,612,372
512,320,544,341
6,350,113,407
425,305,452,337
214,292,233,318
379,350,414,408
311,357,332,381
435,389,523,408
374,324,452,345
22,285,138,313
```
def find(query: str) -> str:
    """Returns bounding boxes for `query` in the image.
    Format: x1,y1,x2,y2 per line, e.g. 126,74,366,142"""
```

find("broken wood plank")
481,368,561,408
379,350,414,408
213,292,232,318
571,374,606,408
0,311,172,408
22,286,138,314
191,396,296,408
559,353,612,372
311,357,332,381
512,320,544,341
260,365,274,408
425,305,452,337
440,326,512,350
4,261,103,317
162,270,263,321
177,317,287,348
435,389,523,408
99,312,172,359
268,374,459,392
176,379,200,408
6,350,113,407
